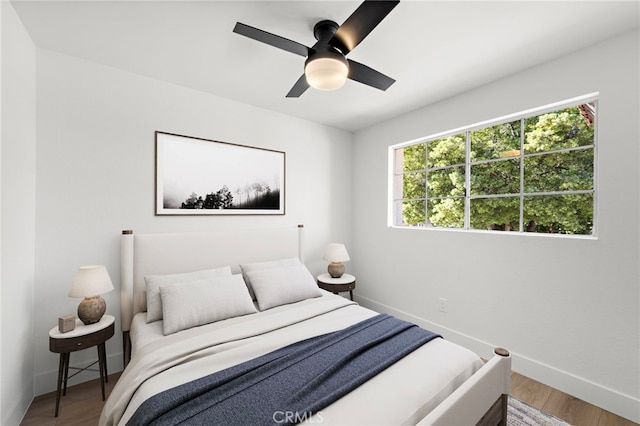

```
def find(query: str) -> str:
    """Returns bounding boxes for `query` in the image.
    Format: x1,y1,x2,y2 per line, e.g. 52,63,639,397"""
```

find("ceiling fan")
233,0,399,97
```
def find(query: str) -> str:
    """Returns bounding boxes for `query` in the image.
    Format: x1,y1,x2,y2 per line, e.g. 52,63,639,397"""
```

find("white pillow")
245,264,322,311
159,274,257,335
240,257,301,299
144,266,232,323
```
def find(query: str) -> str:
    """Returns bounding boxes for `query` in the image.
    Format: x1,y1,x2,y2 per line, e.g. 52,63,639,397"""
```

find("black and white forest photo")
155,132,285,215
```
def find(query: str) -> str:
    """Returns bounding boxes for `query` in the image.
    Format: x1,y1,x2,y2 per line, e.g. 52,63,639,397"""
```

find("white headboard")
120,225,304,333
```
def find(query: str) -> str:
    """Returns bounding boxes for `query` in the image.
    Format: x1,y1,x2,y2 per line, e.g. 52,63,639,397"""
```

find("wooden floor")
21,371,638,426
510,372,637,426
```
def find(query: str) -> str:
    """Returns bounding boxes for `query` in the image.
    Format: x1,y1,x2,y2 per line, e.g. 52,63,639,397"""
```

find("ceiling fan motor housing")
313,20,340,43
309,19,347,61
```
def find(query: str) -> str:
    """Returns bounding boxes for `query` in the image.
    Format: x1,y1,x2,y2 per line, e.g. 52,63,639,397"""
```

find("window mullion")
592,100,598,236
424,143,429,226
464,131,471,229
519,118,525,232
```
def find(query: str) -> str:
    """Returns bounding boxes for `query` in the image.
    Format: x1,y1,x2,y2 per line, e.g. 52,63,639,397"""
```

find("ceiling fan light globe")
305,56,349,91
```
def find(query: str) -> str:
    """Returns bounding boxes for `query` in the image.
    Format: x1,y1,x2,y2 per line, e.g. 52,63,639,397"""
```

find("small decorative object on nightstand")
317,273,356,301
58,314,76,333
49,314,115,417
323,243,350,278
68,265,114,325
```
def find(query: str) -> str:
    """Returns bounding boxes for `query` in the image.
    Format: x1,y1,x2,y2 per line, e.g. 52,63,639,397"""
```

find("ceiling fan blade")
286,75,310,98
347,59,395,91
233,22,309,57
330,0,399,55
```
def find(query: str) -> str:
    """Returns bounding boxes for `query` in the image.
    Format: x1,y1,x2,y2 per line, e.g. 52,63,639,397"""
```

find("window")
391,95,597,236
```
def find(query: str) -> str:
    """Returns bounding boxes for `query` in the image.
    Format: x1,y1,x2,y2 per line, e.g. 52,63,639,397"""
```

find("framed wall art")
155,132,285,215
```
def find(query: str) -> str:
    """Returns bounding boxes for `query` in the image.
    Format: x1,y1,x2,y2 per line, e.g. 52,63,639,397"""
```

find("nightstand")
49,314,115,417
317,273,356,301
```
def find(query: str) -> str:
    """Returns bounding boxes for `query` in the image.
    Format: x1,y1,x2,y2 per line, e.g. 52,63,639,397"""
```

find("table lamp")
323,243,350,278
68,265,114,325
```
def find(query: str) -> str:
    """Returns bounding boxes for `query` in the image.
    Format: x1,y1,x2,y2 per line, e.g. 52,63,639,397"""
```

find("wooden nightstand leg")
62,352,70,396
99,342,109,383
54,353,66,417
349,290,354,301
97,343,106,400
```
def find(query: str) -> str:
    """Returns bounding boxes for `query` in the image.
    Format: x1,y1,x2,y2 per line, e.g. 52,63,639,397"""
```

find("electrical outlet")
439,297,448,313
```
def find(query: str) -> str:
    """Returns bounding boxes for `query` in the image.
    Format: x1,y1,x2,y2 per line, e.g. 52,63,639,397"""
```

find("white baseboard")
356,295,640,424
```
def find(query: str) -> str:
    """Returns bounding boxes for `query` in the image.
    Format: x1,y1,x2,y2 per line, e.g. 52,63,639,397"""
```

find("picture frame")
155,131,285,215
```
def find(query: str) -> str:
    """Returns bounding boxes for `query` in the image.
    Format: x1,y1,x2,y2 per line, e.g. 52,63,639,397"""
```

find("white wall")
0,2,37,425
352,30,639,422
32,49,353,396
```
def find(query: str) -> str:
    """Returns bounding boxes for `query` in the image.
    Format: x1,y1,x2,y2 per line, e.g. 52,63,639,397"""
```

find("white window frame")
388,93,598,237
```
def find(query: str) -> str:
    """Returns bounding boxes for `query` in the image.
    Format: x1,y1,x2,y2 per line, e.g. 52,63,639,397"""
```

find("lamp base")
327,262,345,278
77,295,106,325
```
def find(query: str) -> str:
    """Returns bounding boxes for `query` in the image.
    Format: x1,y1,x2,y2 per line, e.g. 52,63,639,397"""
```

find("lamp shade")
304,50,349,91
68,265,114,298
323,243,350,263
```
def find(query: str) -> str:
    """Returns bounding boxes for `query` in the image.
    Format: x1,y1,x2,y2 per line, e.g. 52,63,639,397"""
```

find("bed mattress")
101,293,482,425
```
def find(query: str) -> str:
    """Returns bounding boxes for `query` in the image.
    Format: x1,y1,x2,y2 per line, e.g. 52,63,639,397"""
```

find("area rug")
508,396,571,426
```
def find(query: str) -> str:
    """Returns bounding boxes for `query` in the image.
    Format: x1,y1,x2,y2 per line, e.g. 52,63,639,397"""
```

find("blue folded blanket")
127,313,441,425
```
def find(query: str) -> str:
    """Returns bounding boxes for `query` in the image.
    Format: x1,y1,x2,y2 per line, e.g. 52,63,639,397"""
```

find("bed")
99,225,511,425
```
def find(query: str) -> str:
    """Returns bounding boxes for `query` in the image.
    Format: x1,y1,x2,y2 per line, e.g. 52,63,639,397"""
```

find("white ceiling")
11,1,640,132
